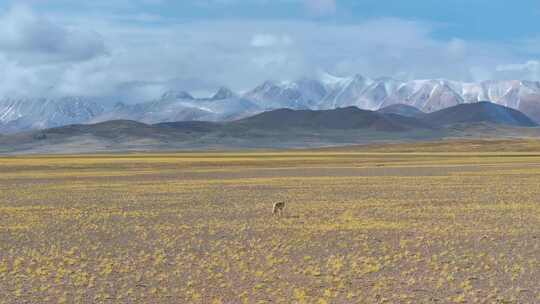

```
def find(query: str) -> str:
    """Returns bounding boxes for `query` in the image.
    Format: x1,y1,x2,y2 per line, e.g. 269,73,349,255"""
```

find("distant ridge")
3,75,540,134
377,104,425,118
234,107,432,132
1,103,539,154
422,102,538,127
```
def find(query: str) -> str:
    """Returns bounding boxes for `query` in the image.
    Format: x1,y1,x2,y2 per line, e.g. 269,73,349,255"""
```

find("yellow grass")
1,143,540,303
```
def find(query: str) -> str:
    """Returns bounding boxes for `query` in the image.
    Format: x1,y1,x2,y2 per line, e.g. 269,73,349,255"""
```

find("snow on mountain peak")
0,96,105,133
3,75,540,134
317,72,354,88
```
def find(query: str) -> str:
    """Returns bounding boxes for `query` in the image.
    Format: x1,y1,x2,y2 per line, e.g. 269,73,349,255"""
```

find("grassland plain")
1,140,540,303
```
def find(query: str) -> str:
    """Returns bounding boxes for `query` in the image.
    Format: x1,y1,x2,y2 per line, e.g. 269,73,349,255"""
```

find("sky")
0,0,539,101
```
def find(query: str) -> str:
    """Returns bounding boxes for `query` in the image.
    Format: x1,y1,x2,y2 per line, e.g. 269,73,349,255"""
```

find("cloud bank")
0,2,537,103
0,5,106,65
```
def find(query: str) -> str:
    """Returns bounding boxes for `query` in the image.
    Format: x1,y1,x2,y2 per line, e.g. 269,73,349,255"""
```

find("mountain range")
2,73,540,134
1,102,538,154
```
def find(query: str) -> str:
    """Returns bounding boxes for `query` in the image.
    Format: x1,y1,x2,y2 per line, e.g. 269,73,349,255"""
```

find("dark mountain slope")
377,104,425,118
2,103,540,154
153,121,220,133
422,102,537,127
234,107,432,132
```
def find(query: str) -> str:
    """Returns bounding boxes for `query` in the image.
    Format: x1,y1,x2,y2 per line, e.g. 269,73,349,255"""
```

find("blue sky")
17,0,539,41
0,0,538,100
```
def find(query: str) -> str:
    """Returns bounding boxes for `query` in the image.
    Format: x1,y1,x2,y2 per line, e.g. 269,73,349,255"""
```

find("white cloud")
497,60,540,72
0,4,536,102
495,60,540,80
0,5,107,65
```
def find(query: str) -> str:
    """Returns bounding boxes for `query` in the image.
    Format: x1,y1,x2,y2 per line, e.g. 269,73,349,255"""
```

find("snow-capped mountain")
244,78,328,110
383,79,540,118
382,80,465,112
0,97,104,133
93,88,261,125
2,74,540,134
244,74,540,122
